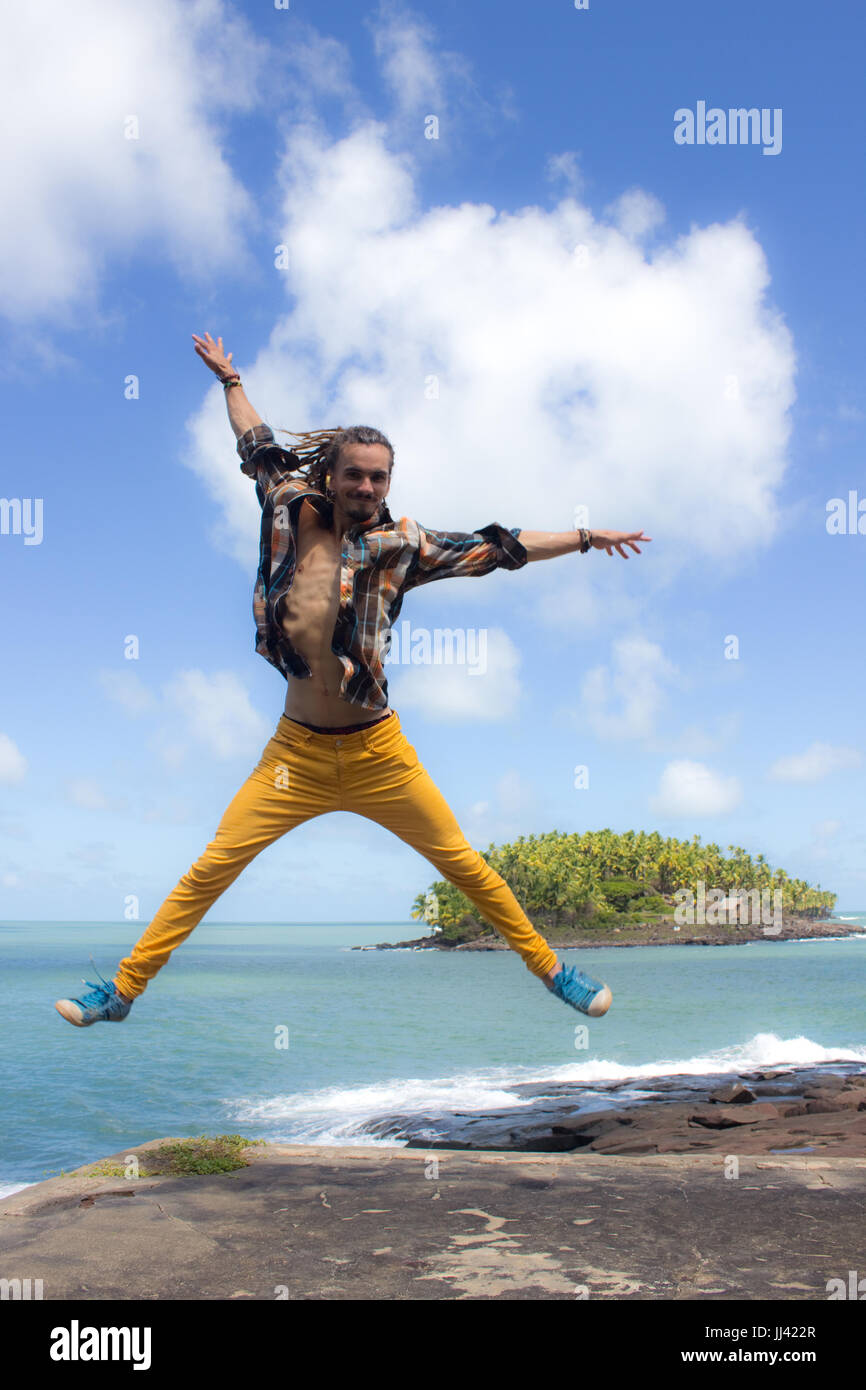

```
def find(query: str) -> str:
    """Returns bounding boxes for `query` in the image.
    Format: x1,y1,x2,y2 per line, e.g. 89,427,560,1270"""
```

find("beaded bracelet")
221,374,242,390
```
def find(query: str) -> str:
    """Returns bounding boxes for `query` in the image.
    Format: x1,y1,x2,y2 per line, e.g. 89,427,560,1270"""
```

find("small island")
356,827,856,952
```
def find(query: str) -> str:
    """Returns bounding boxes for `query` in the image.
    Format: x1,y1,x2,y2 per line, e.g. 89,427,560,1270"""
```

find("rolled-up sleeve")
409,522,528,586
237,424,304,505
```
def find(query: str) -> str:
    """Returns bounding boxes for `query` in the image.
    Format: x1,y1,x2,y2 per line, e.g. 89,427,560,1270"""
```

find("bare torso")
277,498,386,728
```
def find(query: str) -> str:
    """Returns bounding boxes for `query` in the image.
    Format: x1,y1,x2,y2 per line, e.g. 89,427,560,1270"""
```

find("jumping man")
55,331,651,1027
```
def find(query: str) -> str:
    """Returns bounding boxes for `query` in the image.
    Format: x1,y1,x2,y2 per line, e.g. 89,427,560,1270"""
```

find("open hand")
191,331,235,378
591,529,652,557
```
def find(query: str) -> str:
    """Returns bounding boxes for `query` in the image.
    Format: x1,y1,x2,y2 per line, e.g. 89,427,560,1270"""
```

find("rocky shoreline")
5,1134,865,1301
354,1062,866,1157
356,915,862,952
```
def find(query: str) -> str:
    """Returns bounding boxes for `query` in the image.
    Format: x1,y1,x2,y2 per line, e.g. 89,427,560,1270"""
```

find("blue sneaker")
55,960,132,1027
548,963,612,1017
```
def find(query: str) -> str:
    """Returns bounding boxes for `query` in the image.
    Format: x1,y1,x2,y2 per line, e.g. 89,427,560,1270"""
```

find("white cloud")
365,0,511,136
65,665,272,801
650,760,742,817
97,669,158,717
767,741,862,783
3,1,800,717
66,778,127,811
387,626,522,720
604,187,666,241
0,734,27,784
0,0,265,326
184,111,796,612
579,636,678,740
96,662,272,765
642,711,744,758
494,769,537,818
147,731,190,771
812,818,841,839
367,2,451,116
545,151,585,198
461,771,538,845
161,669,272,759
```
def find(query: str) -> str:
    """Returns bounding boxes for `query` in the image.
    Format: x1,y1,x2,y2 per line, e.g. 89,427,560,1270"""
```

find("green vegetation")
138,1134,267,1176
411,828,835,941
44,1134,266,1181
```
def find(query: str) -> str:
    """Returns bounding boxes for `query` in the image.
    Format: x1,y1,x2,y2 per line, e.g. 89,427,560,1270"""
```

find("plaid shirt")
237,423,528,710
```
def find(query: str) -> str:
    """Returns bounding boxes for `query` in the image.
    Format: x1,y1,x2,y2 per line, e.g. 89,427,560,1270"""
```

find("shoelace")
554,966,599,1008
73,956,118,1010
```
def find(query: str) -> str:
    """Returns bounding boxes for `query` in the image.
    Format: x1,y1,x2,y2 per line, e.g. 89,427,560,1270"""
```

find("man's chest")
276,499,342,612
265,491,413,614
294,498,341,577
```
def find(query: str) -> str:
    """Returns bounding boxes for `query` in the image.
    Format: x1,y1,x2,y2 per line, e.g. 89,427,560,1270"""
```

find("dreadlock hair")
273,425,394,495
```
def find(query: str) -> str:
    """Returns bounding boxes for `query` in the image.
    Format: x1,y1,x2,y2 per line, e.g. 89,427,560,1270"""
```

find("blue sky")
1,0,864,926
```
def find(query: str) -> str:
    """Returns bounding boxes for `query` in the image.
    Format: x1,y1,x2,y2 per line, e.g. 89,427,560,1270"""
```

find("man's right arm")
192,331,262,436
191,330,302,501
225,380,264,439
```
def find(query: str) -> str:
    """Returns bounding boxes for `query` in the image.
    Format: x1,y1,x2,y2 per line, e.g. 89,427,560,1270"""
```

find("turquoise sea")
2,915,865,1199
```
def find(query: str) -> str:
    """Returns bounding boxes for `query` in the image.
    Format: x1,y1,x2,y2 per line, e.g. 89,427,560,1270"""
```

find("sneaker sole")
55,1000,89,1026
585,984,612,1017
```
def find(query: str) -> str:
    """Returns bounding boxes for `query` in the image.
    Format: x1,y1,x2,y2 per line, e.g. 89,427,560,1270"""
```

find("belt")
285,710,393,736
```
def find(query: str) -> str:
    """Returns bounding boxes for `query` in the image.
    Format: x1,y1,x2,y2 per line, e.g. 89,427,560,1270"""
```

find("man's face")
329,442,392,524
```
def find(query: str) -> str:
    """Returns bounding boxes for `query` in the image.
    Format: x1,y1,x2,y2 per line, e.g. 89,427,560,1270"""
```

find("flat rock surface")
2,1140,865,1300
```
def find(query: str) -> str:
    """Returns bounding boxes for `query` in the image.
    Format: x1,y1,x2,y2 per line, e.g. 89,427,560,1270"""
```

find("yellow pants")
114,709,558,998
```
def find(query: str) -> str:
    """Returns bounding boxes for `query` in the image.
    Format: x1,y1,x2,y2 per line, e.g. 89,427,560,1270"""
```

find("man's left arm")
406,521,529,587
517,528,652,560
405,521,652,592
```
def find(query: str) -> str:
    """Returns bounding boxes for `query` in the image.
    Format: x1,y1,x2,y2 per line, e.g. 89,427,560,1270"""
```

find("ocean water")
1,916,865,1199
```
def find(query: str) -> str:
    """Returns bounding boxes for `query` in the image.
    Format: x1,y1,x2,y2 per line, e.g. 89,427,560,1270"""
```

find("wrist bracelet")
221,374,241,389
578,528,593,554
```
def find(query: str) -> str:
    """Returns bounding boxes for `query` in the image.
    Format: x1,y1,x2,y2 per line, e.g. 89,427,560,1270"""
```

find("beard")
347,498,379,518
